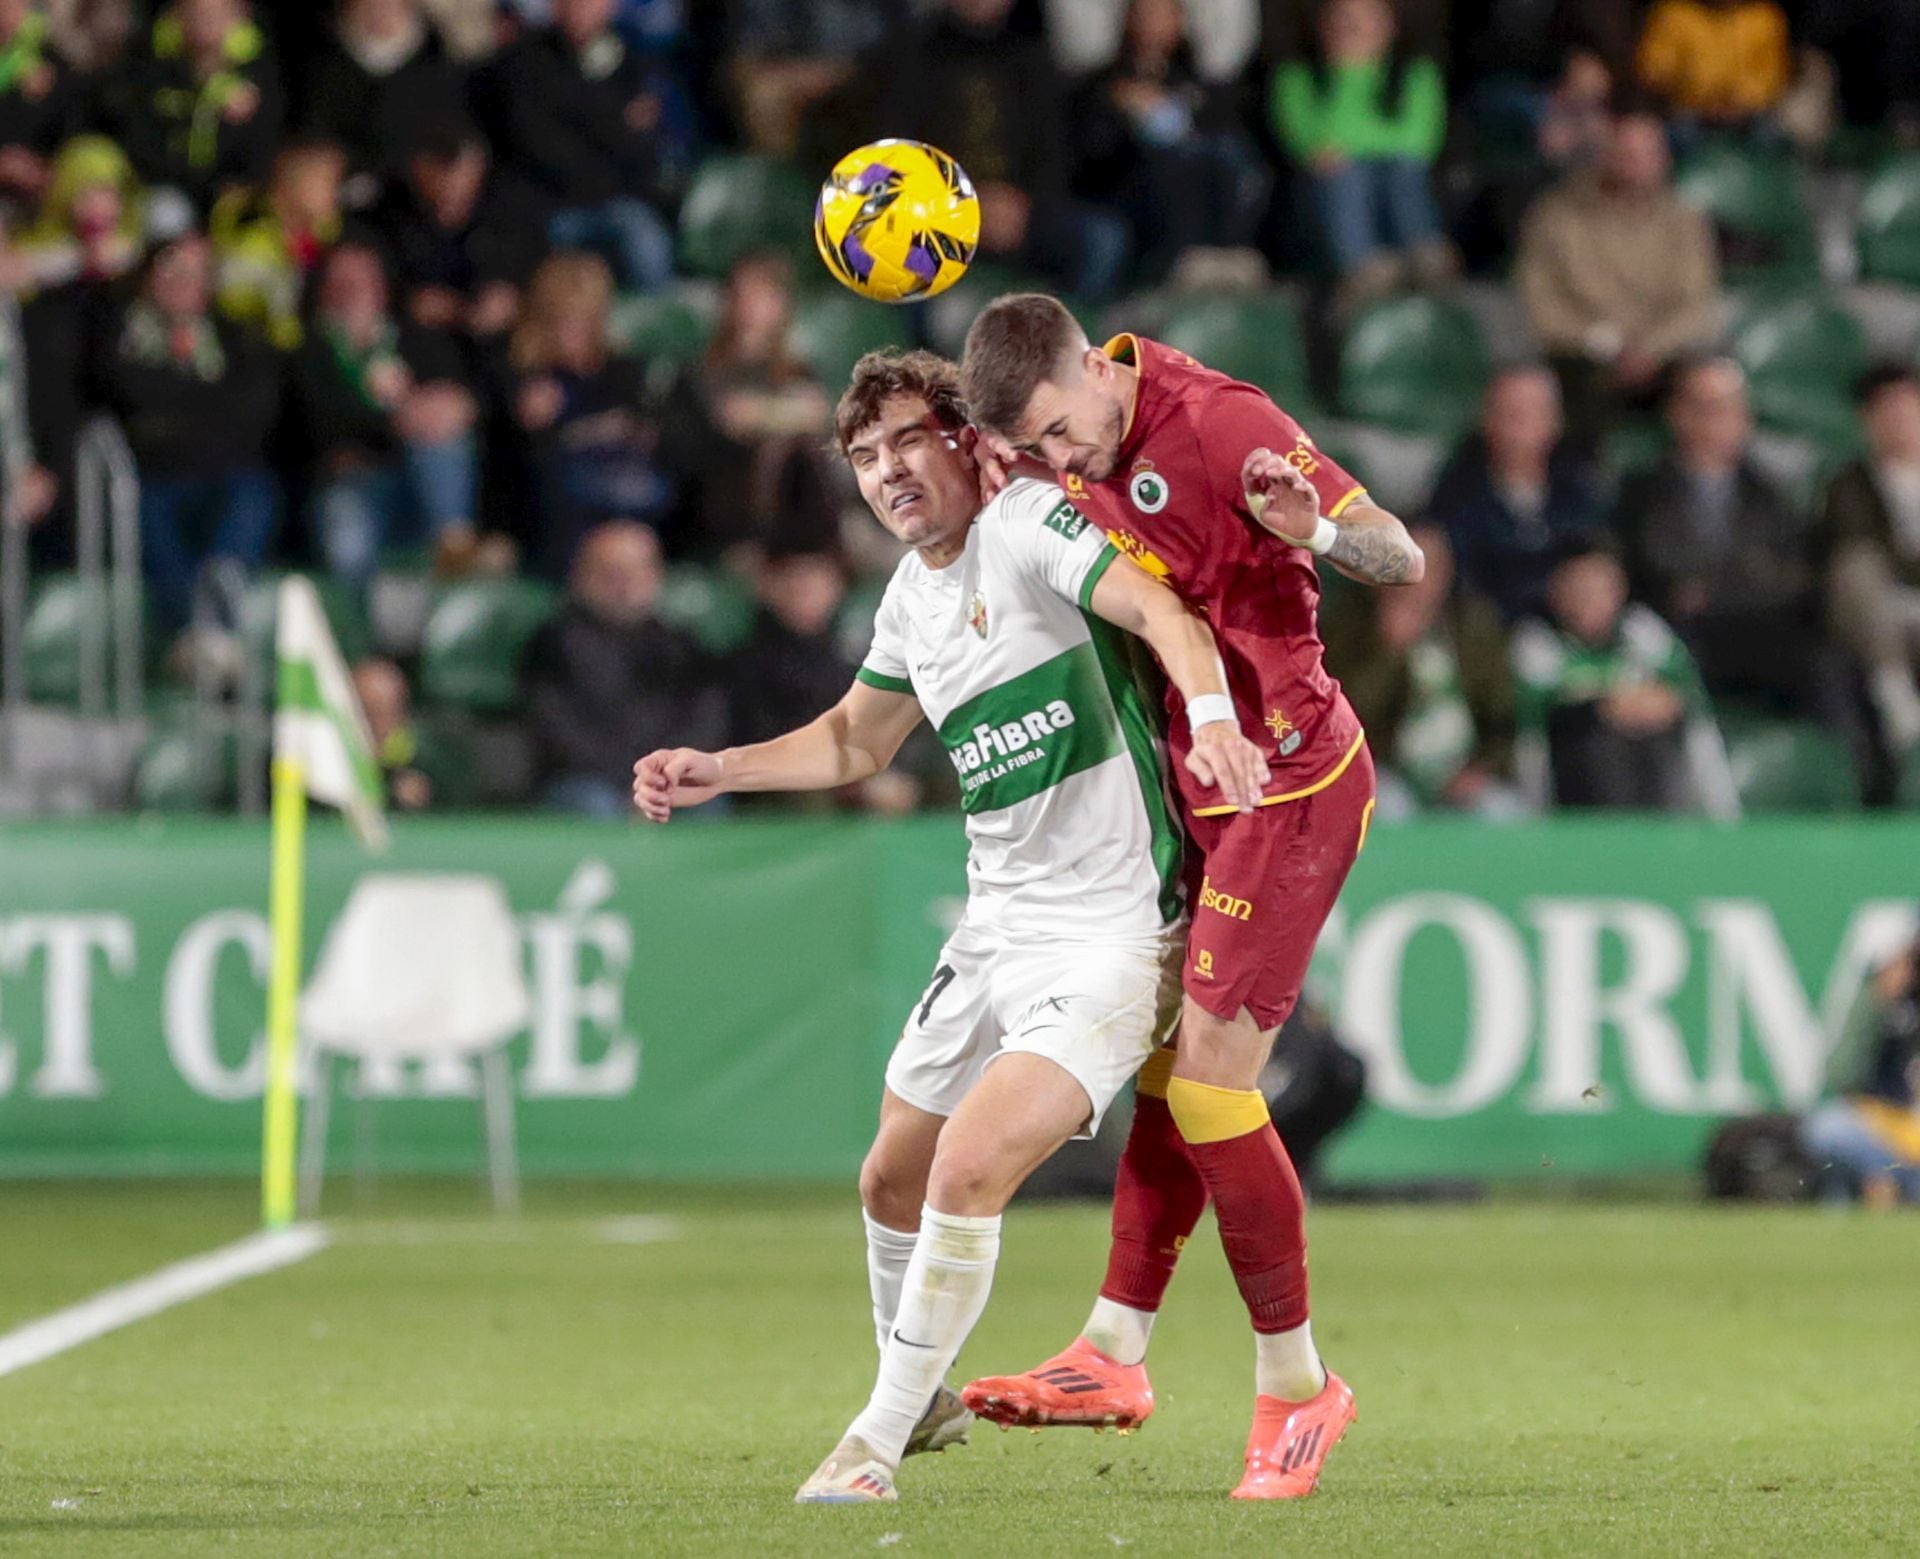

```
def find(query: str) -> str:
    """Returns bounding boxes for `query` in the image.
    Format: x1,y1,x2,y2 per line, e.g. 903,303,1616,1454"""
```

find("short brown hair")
960,293,1089,435
834,349,969,454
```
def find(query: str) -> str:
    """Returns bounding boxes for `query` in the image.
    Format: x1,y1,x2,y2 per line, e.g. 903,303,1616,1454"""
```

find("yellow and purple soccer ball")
813,139,980,304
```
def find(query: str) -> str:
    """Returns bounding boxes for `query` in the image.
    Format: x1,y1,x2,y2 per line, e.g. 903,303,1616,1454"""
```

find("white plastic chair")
298,873,531,1215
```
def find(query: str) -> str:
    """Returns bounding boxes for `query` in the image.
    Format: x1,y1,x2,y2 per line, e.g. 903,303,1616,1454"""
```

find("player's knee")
926,1142,1012,1217
859,1148,926,1228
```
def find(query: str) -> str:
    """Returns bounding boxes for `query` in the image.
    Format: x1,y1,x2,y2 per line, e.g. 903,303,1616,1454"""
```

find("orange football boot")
961,1336,1155,1430
1231,1371,1357,1500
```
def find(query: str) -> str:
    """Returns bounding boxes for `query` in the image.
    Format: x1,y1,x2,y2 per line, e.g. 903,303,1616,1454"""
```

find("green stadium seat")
1158,294,1318,418
1337,296,1489,439
1673,147,1818,284
655,564,756,656
1900,745,1920,809
22,573,103,704
419,578,558,714
237,573,372,674
609,289,714,374
1857,155,1920,288
1726,290,1869,454
134,709,236,813
1718,712,1859,813
676,155,816,279
787,291,918,390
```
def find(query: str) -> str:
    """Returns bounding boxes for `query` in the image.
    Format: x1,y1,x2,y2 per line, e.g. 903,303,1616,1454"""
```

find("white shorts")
883,921,1184,1137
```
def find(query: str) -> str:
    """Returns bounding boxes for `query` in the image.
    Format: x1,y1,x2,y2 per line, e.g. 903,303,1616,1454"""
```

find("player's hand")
1184,721,1270,814
632,748,726,822
1240,448,1320,543
973,428,1016,502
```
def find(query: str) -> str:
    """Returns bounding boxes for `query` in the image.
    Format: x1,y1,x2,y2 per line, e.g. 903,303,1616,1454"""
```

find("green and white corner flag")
274,575,388,850
263,576,388,1228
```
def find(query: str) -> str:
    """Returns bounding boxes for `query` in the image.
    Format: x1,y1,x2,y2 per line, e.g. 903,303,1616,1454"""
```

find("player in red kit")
956,294,1425,1500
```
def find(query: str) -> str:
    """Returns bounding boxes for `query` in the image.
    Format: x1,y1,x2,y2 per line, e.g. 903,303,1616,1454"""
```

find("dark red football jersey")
1058,334,1368,816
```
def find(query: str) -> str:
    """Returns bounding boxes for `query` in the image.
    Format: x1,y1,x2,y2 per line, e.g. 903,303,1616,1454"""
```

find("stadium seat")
655,564,756,656
676,155,816,279
237,573,372,674
609,288,714,375
1726,290,1869,454
1157,294,1318,418
1856,156,1920,288
21,574,105,704
1673,147,1819,284
1337,296,1489,440
787,291,918,390
1718,712,1859,813
419,578,558,714
133,706,236,813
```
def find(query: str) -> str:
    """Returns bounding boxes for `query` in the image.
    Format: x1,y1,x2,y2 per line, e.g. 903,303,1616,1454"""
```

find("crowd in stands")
6,0,1920,818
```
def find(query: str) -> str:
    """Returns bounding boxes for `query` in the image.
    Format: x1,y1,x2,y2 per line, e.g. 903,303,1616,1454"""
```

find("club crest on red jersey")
1129,465,1169,514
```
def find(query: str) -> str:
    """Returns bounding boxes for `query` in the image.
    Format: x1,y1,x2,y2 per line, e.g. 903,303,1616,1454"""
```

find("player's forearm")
715,711,885,794
1133,595,1233,711
1324,506,1426,587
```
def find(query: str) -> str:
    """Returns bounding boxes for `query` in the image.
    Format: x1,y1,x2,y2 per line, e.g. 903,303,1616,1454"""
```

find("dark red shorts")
1180,737,1376,1029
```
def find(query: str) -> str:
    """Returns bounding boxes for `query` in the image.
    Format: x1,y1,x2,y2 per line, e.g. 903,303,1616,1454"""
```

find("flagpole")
262,753,308,1228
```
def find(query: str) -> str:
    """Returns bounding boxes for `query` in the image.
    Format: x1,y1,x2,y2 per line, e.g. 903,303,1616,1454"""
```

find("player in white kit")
632,351,1268,1504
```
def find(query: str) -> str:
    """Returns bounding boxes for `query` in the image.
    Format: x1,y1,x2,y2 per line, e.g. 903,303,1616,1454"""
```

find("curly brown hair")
833,349,970,456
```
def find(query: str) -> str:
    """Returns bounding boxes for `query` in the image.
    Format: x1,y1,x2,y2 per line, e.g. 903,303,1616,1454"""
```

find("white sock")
1255,1319,1327,1402
863,1210,920,1355
1082,1296,1156,1366
847,1205,1001,1468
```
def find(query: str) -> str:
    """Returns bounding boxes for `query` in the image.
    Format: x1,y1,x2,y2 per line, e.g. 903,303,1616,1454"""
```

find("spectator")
294,240,481,597
723,0,888,162
376,116,542,374
0,0,86,217
682,250,837,559
509,251,676,578
1817,366,1920,759
1045,0,1259,85
521,518,725,817
1323,524,1519,818
1271,0,1455,309
1073,0,1271,285
1615,357,1858,746
871,0,1130,300
1800,930,1920,1208
352,655,438,809
726,543,850,749
3,136,145,543
300,0,471,207
1516,105,1720,455
209,137,346,350
1426,363,1604,623
45,0,137,72
97,231,281,638
483,0,674,292
1635,0,1790,136
1510,534,1732,813
113,0,283,219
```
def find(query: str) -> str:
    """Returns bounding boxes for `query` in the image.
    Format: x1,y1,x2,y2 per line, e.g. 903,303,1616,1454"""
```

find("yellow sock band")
1135,1045,1177,1100
1166,1077,1270,1145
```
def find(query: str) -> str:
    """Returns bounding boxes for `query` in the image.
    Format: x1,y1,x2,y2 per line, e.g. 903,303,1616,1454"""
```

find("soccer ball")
813,139,980,304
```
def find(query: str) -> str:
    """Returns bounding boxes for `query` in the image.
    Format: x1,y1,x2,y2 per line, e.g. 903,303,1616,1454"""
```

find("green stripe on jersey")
1081,613,1185,924
1077,540,1120,610
856,666,912,694
938,644,1123,813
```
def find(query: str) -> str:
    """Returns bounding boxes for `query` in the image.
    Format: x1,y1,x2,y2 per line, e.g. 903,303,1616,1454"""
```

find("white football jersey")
860,477,1185,940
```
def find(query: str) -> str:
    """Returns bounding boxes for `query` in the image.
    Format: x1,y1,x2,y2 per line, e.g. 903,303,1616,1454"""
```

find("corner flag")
263,577,388,1227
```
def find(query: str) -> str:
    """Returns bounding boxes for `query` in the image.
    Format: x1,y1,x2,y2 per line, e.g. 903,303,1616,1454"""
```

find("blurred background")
1,0,1917,1208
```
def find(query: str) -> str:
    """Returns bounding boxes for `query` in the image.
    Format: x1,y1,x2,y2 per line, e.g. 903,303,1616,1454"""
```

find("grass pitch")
1,1181,1913,1557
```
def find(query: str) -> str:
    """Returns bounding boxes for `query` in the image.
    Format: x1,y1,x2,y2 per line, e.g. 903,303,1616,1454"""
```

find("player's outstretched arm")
632,683,922,822
1241,448,1426,587
1086,553,1270,813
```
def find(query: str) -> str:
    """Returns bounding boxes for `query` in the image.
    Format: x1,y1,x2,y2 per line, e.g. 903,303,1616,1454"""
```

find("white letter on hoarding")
1528,900,1695,1112
1698,899,1918,1110
0,915,134,1098
1342,893,1532,1118
165,911,270,1100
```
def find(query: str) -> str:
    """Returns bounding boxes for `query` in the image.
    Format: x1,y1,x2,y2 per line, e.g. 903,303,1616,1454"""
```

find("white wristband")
1294,515,1339,555
1186,693,1237,732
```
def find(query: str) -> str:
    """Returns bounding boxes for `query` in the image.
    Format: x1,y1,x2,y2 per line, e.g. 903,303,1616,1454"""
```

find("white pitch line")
0,1224,328,1380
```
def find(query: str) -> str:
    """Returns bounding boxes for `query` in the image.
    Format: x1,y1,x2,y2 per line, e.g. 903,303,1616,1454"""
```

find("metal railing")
0,291,31,780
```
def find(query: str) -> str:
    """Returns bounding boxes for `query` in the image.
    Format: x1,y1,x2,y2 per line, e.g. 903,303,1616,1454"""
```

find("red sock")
1179,1118,1310,1334
1099,1093,1209,1312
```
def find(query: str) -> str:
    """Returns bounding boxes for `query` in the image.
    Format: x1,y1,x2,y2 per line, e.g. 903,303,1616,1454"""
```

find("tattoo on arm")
1326,520,1421,584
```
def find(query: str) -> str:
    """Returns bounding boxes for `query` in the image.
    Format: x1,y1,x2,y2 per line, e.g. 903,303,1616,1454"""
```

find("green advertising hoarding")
0,817,1912,1181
